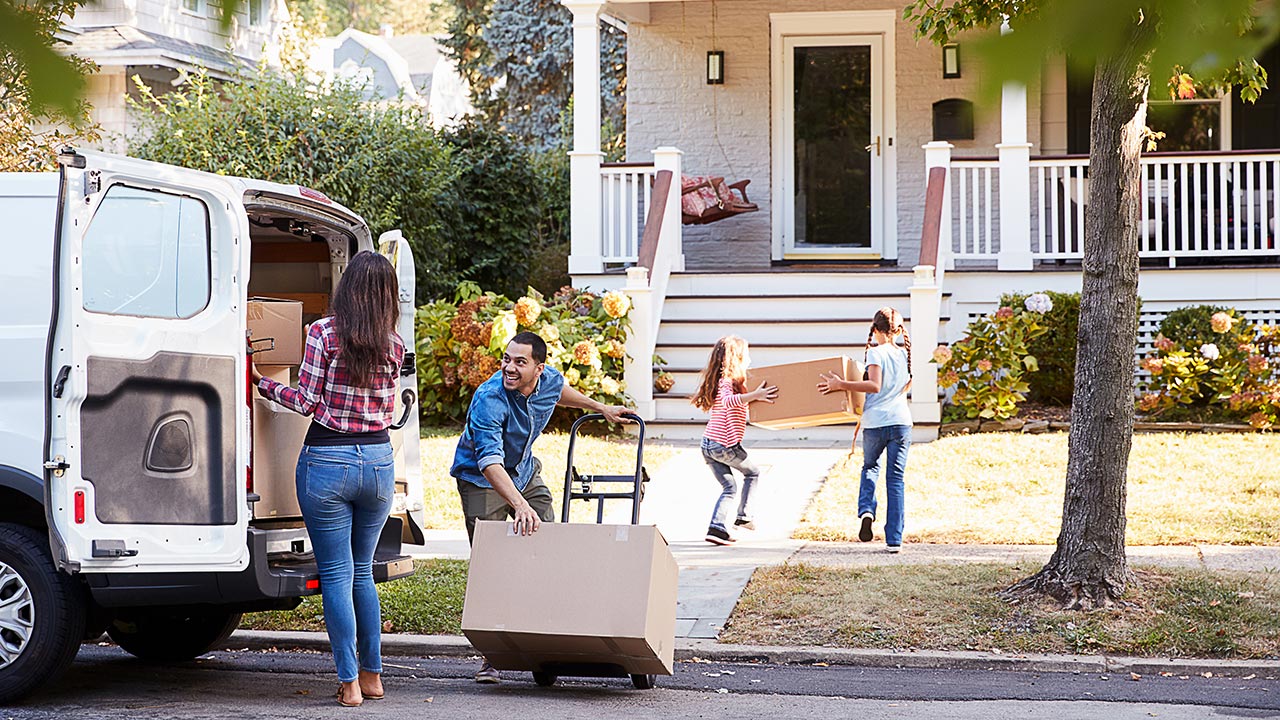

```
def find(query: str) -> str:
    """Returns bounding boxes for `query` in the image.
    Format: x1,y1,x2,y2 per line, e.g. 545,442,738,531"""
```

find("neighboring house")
560,0,1280,441
310,27,473,128
59,0,290,151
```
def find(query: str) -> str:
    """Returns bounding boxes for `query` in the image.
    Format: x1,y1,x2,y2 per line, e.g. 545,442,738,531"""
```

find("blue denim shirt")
450,367,565,490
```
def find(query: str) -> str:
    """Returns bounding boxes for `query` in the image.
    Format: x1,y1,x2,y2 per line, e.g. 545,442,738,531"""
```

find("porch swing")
680,175,759,225
677,0,758,226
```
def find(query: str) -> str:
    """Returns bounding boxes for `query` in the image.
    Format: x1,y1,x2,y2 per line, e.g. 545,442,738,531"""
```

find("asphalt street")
1,644,1277,719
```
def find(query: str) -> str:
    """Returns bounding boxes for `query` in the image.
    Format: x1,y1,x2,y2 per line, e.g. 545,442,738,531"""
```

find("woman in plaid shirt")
252,251,404,707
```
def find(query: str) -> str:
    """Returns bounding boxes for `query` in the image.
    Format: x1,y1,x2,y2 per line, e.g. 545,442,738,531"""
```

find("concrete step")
667,271,917,296
655,342,868,368
661,294,918,321
657,317,946,345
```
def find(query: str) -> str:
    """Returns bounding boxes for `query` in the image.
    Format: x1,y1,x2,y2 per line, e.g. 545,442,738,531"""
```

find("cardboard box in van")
461,521,679,676
746,356,865,430
252,394,309,518
248,298,304,365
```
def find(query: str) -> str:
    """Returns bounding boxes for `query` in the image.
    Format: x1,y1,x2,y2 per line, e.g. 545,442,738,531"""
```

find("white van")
0,149,427,703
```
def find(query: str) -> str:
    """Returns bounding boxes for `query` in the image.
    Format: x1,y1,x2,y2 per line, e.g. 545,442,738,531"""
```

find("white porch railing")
947,150,1280,268
600,163,656,265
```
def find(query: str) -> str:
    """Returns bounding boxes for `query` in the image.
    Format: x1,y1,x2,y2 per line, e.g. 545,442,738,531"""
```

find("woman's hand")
817,371,846,395
749,380,778,404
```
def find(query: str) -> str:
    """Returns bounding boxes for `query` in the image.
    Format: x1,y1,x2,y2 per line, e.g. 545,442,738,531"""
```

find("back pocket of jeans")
372,460,394,503
304,460,350,501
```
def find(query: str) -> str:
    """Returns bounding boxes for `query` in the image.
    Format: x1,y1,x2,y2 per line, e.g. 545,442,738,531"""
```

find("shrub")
1138,306,1280,428
416,282,632,424
1000,290,1082,405
935,298,1051,421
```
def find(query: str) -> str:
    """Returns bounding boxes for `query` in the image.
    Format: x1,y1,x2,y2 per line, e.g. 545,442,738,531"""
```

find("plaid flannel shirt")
257,316,405,433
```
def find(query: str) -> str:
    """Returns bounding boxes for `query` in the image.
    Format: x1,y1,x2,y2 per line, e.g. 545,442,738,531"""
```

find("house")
309,27,473,128
60,0,291,151
559,0,1280,441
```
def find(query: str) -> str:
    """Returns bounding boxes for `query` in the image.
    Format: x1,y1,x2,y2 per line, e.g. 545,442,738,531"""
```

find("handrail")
637,170,673,273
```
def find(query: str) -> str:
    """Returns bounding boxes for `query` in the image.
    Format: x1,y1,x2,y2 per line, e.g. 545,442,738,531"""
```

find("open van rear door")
378,231,426,544
47,150,250,573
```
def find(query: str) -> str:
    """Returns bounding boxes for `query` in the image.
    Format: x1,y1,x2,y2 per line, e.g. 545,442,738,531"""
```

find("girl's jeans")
701,439,760,531
295,442,395,683
859,425,911,546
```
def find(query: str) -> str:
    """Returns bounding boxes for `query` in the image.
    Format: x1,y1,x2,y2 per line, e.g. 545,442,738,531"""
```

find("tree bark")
1004,37,1150,609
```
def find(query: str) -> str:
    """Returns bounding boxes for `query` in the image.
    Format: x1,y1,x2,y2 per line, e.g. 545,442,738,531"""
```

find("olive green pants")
456,457,556,543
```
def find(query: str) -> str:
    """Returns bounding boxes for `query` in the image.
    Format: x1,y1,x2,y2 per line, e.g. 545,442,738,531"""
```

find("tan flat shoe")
335,685,363,707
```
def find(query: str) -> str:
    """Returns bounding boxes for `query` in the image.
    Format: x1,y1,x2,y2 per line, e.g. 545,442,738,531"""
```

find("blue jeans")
701,439,760,531
295,442,395,682
859,425,911,547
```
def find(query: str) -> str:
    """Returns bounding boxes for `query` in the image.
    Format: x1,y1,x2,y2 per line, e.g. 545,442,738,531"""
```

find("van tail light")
74,490,85,524
305,579,320,590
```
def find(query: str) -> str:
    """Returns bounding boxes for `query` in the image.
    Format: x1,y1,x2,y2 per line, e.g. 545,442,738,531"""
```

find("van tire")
0,522,87,705
107,609,242,662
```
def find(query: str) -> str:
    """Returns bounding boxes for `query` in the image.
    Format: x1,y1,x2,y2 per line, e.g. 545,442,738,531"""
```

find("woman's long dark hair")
331,250,400,386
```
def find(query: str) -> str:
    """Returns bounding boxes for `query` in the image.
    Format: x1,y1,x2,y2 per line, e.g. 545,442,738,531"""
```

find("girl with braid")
818,307,913,553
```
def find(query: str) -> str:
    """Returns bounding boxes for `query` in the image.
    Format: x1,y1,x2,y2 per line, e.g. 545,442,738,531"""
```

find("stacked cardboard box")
248,298,307,519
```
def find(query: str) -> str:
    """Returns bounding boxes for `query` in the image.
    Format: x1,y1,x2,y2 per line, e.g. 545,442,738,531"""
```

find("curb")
223,630,1280,678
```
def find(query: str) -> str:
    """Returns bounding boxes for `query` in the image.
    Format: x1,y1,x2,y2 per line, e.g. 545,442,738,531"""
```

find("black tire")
630,673,656,690
0,523,88,705
532,671,558,687
107,608,241,662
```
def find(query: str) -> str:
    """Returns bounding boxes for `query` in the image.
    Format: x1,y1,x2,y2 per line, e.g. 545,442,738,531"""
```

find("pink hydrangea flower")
976,359,993,372
932,345,953,365
1210,312,1234,333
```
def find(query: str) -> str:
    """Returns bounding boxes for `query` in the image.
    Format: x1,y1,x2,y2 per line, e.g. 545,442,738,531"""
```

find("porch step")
655,343,867,368
656,317,947,345
662,293,934,320
667,271,918,296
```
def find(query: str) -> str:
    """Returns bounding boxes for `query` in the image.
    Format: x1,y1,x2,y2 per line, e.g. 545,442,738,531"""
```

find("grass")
796,433,1280,545
721,562,1280,659
241,559,468,635
419,426,674,529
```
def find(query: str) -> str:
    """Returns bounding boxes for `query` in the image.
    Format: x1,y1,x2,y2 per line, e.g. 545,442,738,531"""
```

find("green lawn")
722,562,1280,659
797,433,1280,545
419,426,674,530
242,559,468,635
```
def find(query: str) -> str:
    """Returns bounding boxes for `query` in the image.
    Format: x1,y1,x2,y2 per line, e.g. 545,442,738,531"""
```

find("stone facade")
625,0,1044,270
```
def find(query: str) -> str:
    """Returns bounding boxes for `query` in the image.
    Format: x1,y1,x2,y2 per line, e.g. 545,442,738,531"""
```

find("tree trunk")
1005,41,1150,609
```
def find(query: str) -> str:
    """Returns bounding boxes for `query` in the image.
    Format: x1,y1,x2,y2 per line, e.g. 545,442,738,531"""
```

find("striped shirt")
257,316,405,433
703,377,749,446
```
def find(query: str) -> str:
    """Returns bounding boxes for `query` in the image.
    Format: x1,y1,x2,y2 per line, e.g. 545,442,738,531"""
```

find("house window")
1147,97,1222,152
249,0,265,26
82,185,211,319
181,0,203,15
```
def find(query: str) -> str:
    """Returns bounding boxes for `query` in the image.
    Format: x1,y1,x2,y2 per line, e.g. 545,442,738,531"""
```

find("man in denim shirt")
451,331,630,682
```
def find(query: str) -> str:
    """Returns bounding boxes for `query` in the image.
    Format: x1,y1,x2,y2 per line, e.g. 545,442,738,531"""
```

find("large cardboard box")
247,297,304,365
252,392,309,519
461,521,679,676
746,356,865,430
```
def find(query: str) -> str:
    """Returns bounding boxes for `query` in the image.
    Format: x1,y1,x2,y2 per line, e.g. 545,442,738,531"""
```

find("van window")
82,185,211,319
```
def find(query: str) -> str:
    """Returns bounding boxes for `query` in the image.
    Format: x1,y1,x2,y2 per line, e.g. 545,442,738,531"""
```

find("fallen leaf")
1159,672,1173,677
295,690,310,696
1129,673,1142,682
1243,674,1257,680
813,662,829,667
1209,600,1221,607
704,673,721,678
1203,672,1214,678
716,688,729,694
383,620,394,632
1237,591,1255,599
424,697,434,703
722,670,735,675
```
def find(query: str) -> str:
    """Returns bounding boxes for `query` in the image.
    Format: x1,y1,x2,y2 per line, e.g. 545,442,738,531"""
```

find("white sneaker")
886,545,901,554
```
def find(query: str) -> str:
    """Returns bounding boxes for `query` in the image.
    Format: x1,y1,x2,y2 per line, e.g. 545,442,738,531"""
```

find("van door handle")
864,136,881,156
389,389,416,431
53,365,71,398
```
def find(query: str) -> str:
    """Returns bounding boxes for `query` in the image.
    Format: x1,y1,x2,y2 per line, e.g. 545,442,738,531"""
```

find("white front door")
781,35,885,259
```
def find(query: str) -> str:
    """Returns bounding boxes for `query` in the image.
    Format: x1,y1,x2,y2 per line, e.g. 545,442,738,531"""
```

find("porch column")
651,147,684,274
996,22,1034,271
923,141,954,272
623,266,656,420
909,265,942,426
566,1,605,276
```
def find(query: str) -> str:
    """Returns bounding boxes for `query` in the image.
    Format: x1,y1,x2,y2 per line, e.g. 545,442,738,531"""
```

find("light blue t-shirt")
860,343,913,429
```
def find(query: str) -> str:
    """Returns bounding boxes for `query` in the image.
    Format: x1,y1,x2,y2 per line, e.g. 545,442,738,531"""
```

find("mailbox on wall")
932,98,974,141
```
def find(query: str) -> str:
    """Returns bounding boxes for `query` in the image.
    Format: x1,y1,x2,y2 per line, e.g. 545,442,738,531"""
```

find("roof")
382,34,443,77
65,25,247,75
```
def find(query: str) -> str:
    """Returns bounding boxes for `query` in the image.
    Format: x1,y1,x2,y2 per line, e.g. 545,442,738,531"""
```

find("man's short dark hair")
509,331,548,363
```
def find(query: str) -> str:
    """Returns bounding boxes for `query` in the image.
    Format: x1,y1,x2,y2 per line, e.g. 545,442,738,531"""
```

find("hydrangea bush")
1138,307,1280,428
415,282,632,423
934,294,1052,421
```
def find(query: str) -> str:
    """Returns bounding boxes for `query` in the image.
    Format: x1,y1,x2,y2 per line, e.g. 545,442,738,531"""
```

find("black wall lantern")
707,50,725,85
942,43,961,78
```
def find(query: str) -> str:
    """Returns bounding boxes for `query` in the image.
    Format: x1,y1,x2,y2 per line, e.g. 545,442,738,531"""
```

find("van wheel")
108,609,241,662
631,673,656,689
0,523,88,705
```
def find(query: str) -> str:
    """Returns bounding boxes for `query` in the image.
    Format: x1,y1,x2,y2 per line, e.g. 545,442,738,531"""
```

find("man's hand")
817,371,846,395
512,501,541,536
600,404,634,424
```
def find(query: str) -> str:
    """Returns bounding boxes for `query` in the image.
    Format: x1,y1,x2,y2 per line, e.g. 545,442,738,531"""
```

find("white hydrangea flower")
1024,293,1054,314
1200,343,1220,361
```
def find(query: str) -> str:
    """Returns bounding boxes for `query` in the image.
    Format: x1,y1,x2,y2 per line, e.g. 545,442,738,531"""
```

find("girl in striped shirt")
691,336,777,545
